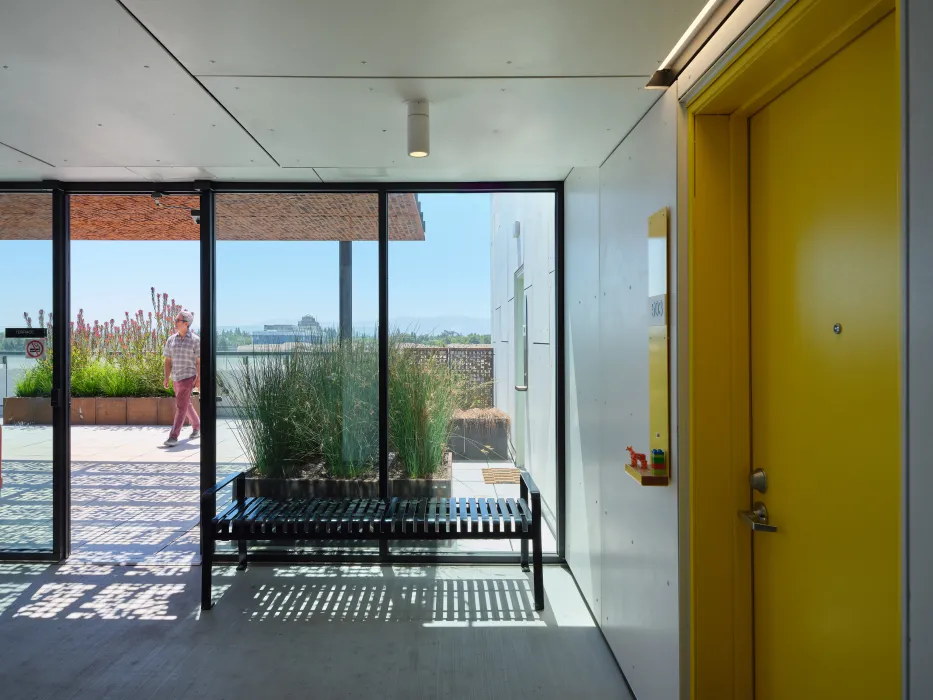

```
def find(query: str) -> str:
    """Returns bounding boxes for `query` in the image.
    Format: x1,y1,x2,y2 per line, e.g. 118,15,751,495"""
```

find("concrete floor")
0,562,632,700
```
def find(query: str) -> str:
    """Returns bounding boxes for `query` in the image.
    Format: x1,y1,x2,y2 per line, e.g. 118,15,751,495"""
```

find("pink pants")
171,375,201,439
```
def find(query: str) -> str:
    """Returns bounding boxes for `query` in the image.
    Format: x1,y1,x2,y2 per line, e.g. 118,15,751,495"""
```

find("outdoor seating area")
201,467,545,611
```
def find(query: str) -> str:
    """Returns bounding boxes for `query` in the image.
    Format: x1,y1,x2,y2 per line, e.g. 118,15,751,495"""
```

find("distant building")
251,315,324,346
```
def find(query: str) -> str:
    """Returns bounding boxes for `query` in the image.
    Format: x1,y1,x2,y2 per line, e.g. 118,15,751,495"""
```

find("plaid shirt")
163,332,200,381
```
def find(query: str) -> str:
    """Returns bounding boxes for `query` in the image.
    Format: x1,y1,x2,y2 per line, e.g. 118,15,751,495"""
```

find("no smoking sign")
25,339,46,360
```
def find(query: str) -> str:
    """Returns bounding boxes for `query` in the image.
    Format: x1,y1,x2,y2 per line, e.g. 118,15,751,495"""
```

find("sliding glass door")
0,191,67,559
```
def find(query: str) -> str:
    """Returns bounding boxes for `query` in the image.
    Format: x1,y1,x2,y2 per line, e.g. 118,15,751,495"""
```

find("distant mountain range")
219,315,491,336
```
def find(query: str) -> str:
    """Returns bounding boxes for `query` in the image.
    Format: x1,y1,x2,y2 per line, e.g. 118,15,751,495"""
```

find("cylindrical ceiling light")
408,101,430,158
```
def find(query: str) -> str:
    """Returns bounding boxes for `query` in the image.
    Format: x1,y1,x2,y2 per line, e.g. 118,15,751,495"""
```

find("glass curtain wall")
0,193,54,553
387,192,557,555
214,192,380,553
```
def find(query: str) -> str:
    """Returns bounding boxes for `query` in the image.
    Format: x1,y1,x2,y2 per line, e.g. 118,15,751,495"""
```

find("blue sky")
1,193,492,335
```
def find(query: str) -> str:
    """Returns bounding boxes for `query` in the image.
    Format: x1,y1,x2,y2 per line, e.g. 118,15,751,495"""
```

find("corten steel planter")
5,395,202,426
2,397,44,424
70,398,96,425
126,397,159,425
33,399,53,425
158,397,176,426
95,398,127,425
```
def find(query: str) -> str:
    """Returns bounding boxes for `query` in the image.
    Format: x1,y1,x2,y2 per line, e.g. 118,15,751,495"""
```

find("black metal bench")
200,469,544,611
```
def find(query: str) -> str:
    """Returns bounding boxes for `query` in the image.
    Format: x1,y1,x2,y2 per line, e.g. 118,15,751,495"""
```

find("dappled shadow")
0,563,632,700
0,564,196,620
0,563,546,625
0,459,200,558
237,566,542,625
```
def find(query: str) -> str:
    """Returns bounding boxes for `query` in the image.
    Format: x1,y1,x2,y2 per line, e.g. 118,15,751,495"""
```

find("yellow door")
748,12,900,699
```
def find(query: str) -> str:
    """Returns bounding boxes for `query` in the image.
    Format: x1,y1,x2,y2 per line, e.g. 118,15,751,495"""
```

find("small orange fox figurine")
626,446,648,470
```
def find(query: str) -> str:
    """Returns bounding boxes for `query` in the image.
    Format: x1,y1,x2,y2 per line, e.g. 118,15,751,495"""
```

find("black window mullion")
51,185,71,561
198,185,217,551
378,190,389,558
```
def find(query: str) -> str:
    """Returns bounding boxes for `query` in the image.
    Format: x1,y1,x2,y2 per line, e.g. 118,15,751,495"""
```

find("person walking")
162,309,201,447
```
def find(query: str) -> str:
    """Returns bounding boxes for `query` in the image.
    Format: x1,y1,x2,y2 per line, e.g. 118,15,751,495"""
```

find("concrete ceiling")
0,0,708,183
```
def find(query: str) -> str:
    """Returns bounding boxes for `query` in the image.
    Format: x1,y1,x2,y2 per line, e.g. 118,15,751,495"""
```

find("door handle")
738,502,778,533
515,385,527,392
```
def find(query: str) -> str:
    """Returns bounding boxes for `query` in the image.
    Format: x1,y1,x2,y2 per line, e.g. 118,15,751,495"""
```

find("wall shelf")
625,463,670,486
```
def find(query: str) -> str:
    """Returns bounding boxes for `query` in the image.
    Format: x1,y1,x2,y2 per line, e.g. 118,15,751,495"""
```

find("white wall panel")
490,193,557,511
564,166,602,618
563,91,680,699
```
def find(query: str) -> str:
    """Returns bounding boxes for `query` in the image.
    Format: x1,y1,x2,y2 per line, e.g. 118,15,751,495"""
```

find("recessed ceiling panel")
0,163,153,183
124,0,709,78
313,166,569,183
0,0,275,168
204,167,324,182
203,77,657,170
0,142,49,169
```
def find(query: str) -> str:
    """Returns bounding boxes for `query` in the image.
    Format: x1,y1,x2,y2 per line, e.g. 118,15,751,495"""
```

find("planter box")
449,413,511,461
33,399,53,425
158,397,176,426
244,453,453,501
245,475,452,501
3,397,48,425
3,395,195,426
96,398,127,425
71,398,96,425
127,397,159,425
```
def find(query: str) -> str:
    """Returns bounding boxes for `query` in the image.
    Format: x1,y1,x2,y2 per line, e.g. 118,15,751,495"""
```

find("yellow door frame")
684,0,899,698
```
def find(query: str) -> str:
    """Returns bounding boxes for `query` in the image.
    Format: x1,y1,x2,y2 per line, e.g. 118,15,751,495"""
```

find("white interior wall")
490,194,557,513
905,1,933,697
564,90,680,700
564,167,602,618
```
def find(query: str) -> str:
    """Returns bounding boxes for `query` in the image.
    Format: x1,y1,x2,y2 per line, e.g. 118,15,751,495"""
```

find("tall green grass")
13,360,53,397
229,336,462,480
228,340,380,479
388,342,462,479
228,351,315,479
17,358,173,398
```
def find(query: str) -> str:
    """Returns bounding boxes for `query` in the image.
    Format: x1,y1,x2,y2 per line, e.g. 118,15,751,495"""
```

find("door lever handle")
515,385,528,392
738,502,778,533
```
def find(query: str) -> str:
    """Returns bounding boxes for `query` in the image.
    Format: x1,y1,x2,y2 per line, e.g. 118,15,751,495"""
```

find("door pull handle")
738,502,778,533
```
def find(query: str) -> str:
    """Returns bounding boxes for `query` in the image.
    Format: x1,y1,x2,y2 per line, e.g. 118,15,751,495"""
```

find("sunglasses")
175,318,187,324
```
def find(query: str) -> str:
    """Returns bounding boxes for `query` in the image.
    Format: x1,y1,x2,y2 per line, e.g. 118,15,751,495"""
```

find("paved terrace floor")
0,422,557,561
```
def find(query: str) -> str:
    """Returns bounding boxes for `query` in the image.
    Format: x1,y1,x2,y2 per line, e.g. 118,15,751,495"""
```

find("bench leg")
532,519,544,611
201,534,214,611
531,490,544,611
520,478,530,572
237,539,248,571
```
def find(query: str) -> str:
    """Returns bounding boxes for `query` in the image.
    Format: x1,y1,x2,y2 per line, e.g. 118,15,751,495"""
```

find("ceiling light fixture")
646,0,728,90
407,101,430,158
